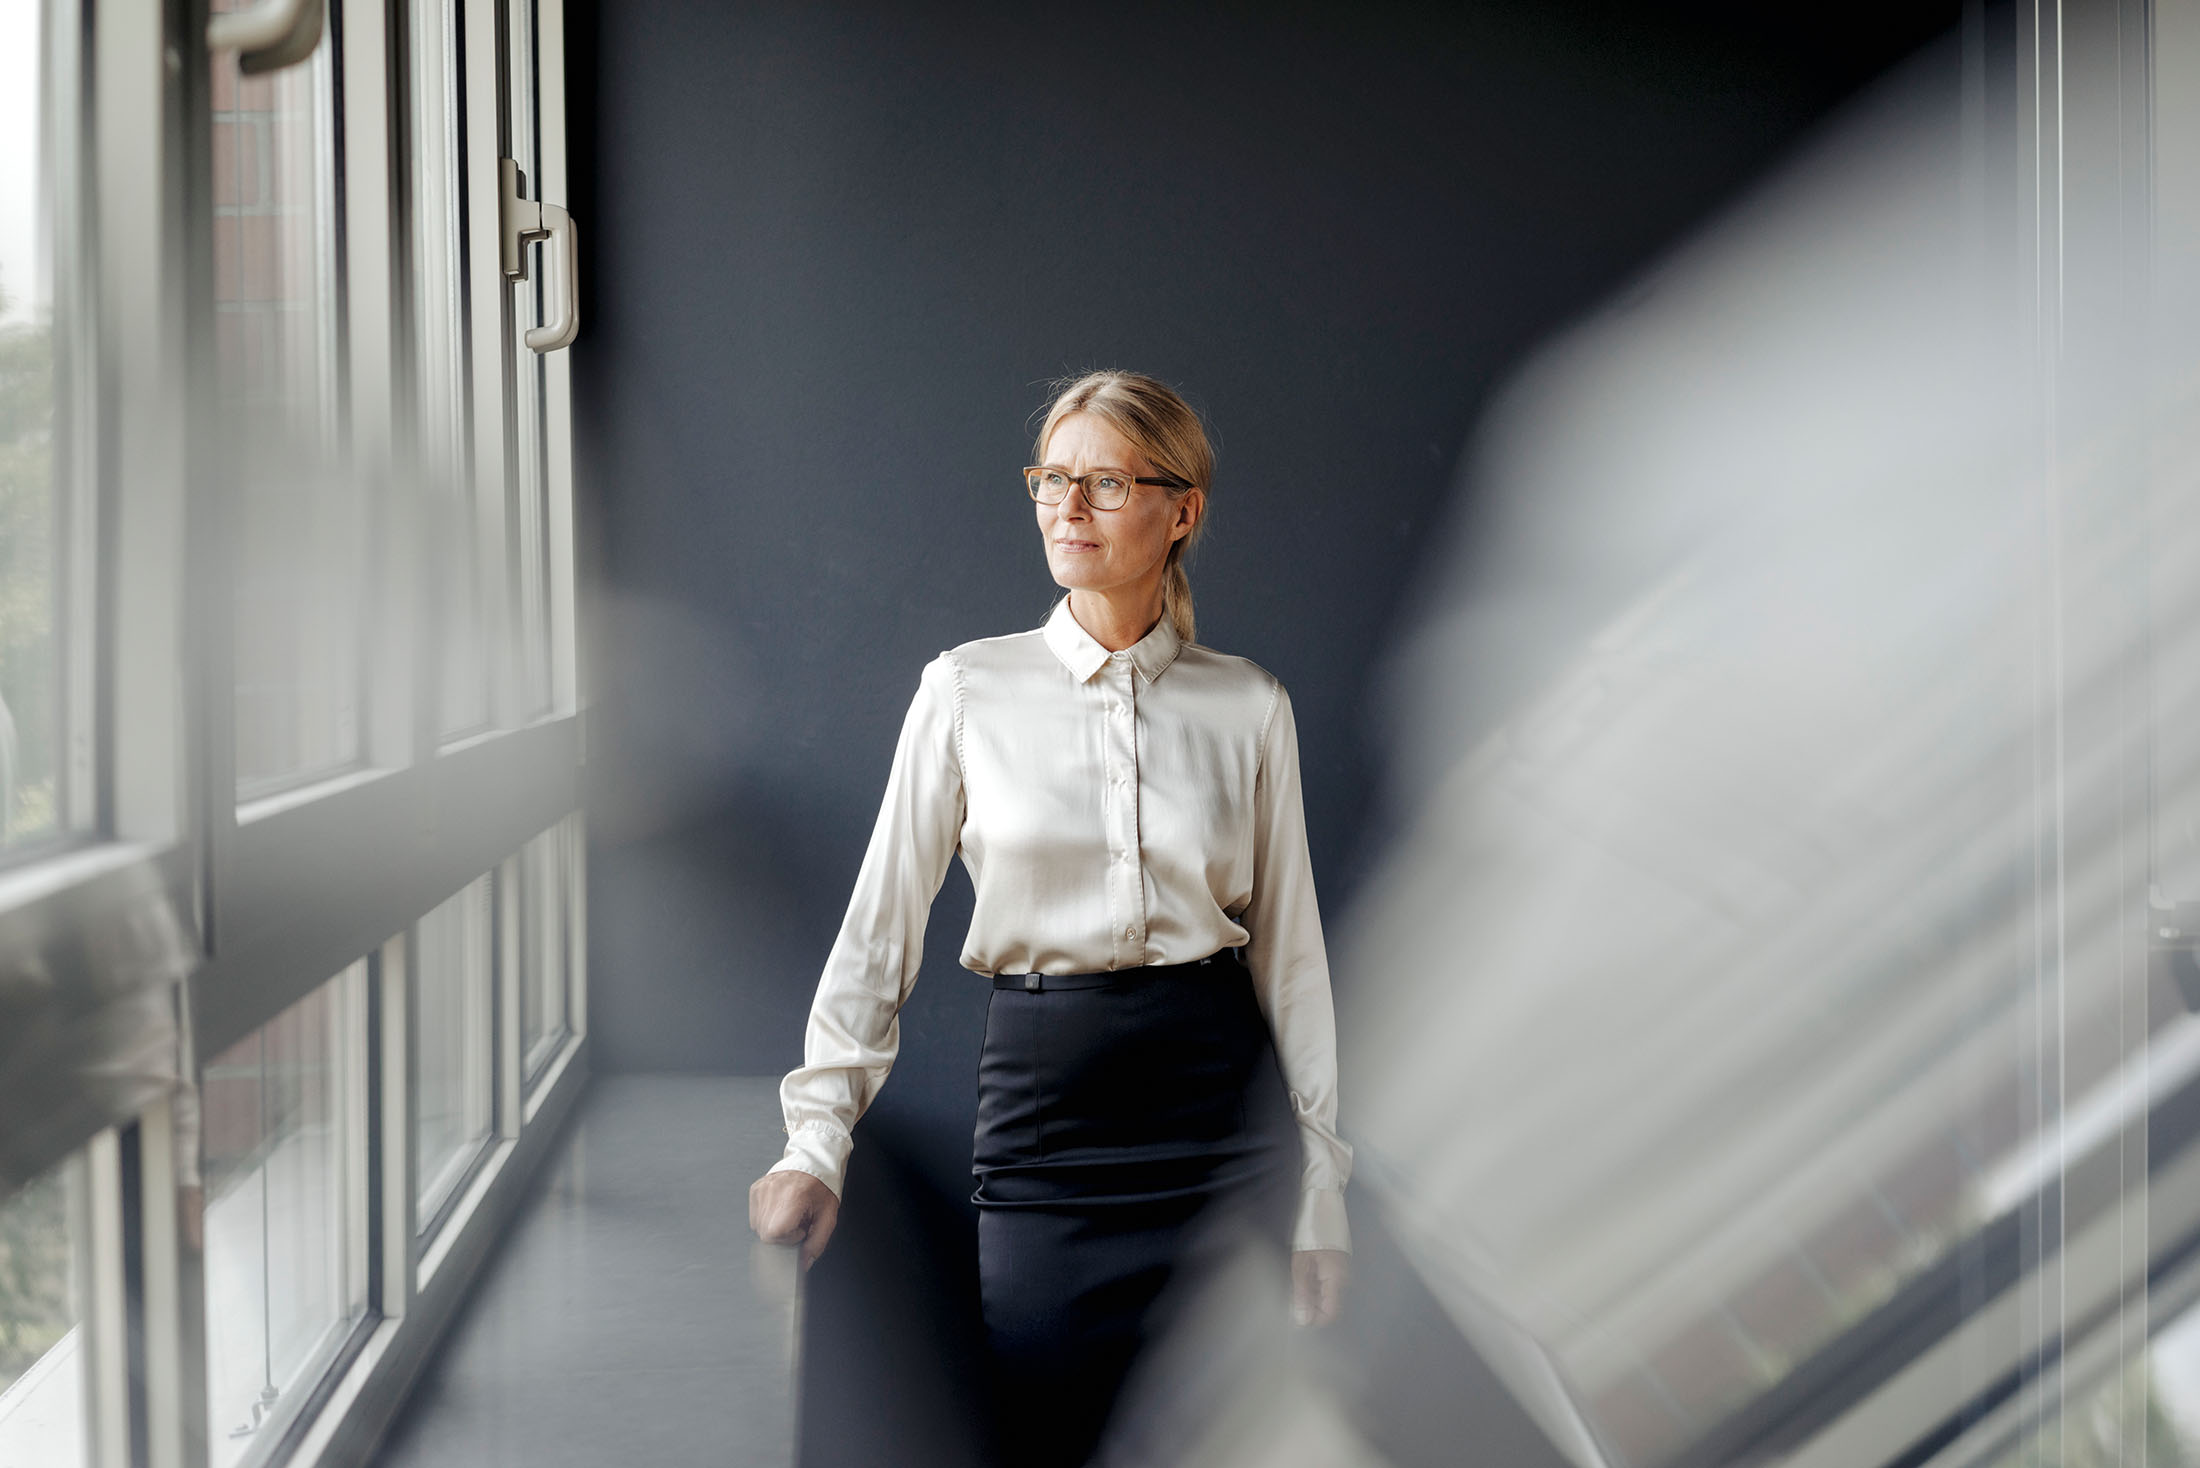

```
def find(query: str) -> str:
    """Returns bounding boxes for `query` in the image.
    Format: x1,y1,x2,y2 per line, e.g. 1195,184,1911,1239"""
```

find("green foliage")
0,1168,71,1390
0,268,58,840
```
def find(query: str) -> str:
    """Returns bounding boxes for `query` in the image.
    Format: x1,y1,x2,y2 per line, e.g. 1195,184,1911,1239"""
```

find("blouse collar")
1042,596,1185,685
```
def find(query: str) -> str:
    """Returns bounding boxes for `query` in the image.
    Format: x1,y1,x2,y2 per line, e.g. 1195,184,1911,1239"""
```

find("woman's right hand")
748,1168,840,1269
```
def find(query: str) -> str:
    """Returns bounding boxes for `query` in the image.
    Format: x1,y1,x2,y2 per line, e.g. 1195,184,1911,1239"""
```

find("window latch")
499,159,580,353
207,0,325,74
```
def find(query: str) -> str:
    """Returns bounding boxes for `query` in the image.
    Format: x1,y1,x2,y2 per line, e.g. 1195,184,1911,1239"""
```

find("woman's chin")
1047,557,1112,590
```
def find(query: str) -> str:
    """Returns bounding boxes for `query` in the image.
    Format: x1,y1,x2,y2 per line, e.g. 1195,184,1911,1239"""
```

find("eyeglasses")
1024,465,1192,510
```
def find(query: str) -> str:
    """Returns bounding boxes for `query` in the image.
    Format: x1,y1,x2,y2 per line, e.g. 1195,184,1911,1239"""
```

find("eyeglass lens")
1027,469,1134,508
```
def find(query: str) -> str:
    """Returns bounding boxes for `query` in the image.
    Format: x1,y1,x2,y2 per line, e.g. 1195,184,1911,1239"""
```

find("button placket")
1102,660,1145,966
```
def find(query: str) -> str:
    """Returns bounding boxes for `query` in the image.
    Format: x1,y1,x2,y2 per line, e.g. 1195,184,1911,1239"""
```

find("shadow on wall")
584,591,851,1074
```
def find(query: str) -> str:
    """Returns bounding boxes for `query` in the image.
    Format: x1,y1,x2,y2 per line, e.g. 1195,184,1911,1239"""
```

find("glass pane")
214,13,363,794
0,1152,91,1468
415,875,493,1230
1982,1295,2200,1467
508,0,551,719
201,966,366,1468
1336,21,2197,1461
408,0,487,741
2156,0,2200,925
0,0,79,847
519,819,570,1079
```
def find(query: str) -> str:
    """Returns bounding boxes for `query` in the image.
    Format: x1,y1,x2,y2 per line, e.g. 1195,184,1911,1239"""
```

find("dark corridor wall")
565,3,1952,1462
570,0,1946,1076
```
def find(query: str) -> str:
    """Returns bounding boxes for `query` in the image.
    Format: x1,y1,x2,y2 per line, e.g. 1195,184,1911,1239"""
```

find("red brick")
212,213,285,302
211,118,265,207
209,53,237,112
272,126,319,209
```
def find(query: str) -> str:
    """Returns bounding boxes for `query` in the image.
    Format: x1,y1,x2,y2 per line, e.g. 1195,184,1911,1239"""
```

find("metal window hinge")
500,159,581,353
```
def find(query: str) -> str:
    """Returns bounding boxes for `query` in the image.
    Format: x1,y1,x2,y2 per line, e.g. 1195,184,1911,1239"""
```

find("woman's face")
1035,412,1202,600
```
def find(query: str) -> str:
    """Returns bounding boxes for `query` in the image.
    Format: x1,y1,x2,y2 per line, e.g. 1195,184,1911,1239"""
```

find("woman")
748,370,1351,1466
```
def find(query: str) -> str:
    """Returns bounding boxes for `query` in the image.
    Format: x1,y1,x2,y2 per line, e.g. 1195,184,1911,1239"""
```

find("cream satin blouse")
769,598,1352,1252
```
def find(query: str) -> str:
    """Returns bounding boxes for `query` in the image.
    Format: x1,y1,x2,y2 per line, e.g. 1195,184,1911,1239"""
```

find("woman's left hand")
1292,1248,1350,1327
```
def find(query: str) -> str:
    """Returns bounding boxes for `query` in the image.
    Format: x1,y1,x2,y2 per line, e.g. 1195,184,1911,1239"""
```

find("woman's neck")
1068,582,1166,652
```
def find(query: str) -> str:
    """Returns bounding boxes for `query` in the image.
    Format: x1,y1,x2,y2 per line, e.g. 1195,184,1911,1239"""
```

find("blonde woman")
749,370,1351,1466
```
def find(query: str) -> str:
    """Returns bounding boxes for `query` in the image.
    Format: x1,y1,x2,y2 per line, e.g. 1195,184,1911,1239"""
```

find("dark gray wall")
572,0,1946,1080
563,4,1951,1462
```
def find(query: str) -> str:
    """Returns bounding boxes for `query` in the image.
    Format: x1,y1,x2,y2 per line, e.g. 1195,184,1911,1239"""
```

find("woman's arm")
1239,682,1355,1261
763,654,966,1207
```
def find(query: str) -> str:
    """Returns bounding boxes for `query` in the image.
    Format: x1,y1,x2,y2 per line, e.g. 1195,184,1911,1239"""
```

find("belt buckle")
1024,974,1041,993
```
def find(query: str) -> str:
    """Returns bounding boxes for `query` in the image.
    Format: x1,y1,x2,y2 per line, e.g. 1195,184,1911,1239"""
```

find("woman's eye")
1093,475,1128,494
1042,472,1070,491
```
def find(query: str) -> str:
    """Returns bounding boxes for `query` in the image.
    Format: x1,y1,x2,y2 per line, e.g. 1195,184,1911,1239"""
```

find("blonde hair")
1034,370,1214,643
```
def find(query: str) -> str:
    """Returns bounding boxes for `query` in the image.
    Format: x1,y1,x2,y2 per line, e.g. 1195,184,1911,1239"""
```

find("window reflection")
508,0,552,719
416,876,493,1231
201,967,366,1467
214,6,363,795
0,1152,90,1468
518,818,573,1080
1335,28,2190,1465
407,0,488,741
1984,1297,2200,1467
0,0,75,847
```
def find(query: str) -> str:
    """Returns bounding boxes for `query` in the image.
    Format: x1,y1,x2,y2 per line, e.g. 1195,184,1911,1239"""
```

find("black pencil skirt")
972,950,1292,1468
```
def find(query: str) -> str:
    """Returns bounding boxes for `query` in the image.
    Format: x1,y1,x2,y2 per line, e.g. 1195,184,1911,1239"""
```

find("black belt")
992,950,1241,993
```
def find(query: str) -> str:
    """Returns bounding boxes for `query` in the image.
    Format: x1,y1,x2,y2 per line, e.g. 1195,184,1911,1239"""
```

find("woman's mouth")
1054,539,1101,553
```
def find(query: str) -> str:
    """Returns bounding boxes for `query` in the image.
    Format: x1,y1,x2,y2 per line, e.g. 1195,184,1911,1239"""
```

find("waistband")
991,949,1243,993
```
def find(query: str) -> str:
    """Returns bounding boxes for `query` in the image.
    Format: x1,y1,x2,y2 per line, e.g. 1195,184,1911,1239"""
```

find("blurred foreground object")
1327,5,2200,1467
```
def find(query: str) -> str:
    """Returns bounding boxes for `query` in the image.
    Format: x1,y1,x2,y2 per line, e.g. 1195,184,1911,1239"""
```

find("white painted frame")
1,0,593,1467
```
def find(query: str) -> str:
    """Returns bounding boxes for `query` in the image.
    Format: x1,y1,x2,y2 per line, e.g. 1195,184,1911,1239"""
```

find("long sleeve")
1239,684,1355,1252
770,654,965,1196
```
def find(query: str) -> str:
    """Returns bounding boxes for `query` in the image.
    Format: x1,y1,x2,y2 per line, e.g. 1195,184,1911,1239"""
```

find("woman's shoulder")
1175,641,1286,698
1169,643,1293,741
911,626,1055,689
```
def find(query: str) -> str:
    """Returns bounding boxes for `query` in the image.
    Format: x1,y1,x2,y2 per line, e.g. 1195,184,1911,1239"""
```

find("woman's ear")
1172,489,1206,543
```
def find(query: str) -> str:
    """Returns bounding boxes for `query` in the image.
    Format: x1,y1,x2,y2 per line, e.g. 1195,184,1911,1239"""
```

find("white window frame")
0,0,592,1466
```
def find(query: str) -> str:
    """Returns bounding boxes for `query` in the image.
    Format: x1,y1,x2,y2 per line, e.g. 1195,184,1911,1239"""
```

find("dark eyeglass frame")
1024,465,1194,510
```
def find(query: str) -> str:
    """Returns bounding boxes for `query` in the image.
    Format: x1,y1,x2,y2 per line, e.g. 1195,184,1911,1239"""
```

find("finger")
1291,1255,1316,1326
799,1201,837,1269
1315,1258,1347,1326
751,1182,810,1246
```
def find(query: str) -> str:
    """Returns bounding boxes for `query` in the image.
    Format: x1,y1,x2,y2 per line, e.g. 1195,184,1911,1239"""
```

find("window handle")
207,0,325,74
524,207,580,353
500,159,581,354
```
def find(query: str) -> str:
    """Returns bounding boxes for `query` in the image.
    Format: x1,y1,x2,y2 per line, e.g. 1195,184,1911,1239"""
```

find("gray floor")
373,1075,801,1468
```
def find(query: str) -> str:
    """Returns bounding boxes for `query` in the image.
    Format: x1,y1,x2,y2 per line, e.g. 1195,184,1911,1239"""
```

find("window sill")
237,766,396,828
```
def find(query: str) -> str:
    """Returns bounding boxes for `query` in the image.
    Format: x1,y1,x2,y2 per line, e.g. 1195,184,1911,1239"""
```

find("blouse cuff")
771,1121,851,1198
1292,1185,1351,1254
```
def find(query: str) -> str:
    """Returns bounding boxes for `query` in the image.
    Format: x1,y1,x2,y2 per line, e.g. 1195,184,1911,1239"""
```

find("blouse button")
1123,926,1136,940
